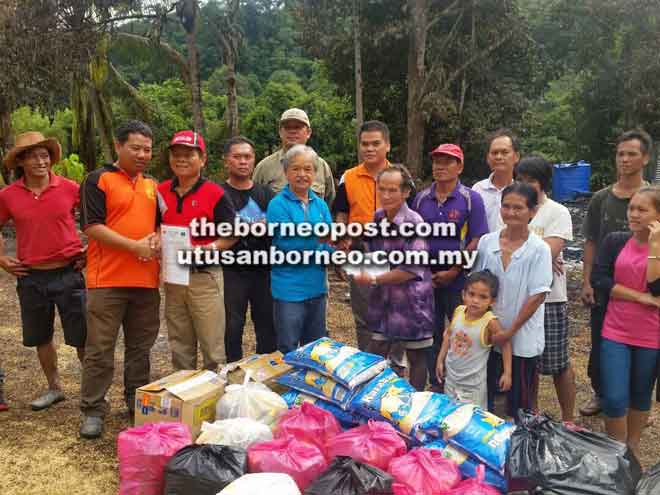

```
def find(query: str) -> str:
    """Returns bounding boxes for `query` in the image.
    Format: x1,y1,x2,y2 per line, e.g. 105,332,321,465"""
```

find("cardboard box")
135,370,225,438
220,351,292,394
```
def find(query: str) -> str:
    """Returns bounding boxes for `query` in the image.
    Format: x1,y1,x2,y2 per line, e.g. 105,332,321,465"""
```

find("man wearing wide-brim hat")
0,131,87,412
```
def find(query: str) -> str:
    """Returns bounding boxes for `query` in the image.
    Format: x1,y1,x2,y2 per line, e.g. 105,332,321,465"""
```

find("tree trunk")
456,0,475,148
89,86,114,163
0,96,10,184
225,54,239,136
222,0,241,137
71,72,97,171
181,0,205,133
187,30,205,133
89,37,114,163
405,0,428,178
353,0,364,153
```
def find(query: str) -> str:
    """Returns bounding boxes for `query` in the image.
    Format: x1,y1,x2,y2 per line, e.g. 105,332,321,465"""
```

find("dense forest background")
1,0,659,188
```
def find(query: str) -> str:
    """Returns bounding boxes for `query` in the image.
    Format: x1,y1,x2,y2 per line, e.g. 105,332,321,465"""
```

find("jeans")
274,295,327,354
600,337,660,417
428,288,462,387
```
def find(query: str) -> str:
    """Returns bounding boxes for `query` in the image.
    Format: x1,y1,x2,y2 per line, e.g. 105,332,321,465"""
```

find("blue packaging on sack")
350,368,455,443
424,439,507,493
440,404,515,475
277,368,357,410
283,337,387,389
281,389,363,429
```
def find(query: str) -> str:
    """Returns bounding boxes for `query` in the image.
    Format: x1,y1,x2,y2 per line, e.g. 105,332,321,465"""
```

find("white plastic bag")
217,473,301,495
215,373,288,428
196,418,273,449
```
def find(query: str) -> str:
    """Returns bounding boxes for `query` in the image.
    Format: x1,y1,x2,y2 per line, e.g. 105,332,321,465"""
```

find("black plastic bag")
636,462,660,495
304,456,392,495
507,410,642,495
163,444,247,495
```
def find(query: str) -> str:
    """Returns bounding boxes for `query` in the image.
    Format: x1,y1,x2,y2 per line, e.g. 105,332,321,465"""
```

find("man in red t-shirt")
0,132,86,412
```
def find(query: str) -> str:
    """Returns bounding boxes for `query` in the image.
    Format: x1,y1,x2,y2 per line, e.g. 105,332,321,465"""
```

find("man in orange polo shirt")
79,120,160,439
333,120,391,350
0,132,86,412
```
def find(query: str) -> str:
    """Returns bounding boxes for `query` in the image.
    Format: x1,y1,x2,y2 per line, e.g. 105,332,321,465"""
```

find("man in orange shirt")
334,121,395,349
79,120,160,439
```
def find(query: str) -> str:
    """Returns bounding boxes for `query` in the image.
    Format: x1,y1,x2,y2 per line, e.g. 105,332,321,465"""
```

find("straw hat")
3,131,62,169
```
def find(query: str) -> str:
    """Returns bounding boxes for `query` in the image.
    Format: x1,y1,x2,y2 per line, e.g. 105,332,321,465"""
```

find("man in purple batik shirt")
352,164,434,391
412,143,488,391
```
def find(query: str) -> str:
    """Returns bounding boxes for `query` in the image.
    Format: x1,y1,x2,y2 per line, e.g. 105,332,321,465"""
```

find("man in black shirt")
221,136,277,362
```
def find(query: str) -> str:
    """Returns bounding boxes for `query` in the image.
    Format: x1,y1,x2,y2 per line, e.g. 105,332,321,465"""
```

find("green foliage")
521,71,588,163
52,154,86,184
12,0,660,191
11,107,73,156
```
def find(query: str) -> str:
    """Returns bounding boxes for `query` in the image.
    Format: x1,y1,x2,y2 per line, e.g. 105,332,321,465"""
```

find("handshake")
133,233,161,262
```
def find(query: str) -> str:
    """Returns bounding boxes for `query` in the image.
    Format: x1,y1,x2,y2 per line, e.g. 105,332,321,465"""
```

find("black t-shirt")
221,182,274,271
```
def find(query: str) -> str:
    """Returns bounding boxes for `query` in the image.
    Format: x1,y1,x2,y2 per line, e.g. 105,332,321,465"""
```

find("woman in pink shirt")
591,185,660,459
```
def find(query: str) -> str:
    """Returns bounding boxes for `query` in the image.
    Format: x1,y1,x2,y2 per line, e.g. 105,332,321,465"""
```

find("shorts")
487,352,539,420
538,302,570,375
371,332,433,350
445,377,488,410
16,265,87,348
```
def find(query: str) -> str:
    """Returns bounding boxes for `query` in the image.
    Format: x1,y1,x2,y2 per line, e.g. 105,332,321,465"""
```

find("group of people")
0,109,657,460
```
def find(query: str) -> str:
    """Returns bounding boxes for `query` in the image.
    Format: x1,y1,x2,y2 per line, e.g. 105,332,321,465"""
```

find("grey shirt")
253,148,336,205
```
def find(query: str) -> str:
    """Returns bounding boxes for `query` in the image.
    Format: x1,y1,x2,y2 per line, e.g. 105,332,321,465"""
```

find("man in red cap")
412,143,488,391
157,130,236,372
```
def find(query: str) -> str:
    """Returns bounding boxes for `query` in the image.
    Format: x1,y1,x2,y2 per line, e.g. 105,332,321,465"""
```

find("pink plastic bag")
118,422,192,495
446,465,502,495
392,483,416,495
326,420,407,471
275,402,341,459
388,448,461,495
248,435,328,491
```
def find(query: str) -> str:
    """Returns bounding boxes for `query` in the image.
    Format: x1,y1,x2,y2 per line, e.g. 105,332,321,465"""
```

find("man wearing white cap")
253,108,335,205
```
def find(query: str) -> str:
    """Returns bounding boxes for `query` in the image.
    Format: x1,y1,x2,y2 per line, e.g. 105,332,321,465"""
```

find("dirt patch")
0,269,658,494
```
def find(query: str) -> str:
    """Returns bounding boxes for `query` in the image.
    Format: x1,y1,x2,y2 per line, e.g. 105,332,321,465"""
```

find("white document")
342,252,390,277
161,224,191,286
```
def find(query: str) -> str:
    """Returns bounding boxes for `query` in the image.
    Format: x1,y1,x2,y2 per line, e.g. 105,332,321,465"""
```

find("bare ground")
0,268,658,494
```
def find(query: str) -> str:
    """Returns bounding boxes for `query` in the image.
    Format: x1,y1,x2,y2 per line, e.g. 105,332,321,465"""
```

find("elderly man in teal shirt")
267,144,334,353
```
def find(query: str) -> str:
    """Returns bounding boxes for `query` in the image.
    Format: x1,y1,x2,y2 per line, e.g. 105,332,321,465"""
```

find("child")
436,270,512,410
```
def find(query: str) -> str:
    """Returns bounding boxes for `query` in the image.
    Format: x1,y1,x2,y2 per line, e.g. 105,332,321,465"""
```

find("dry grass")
0,269,658,494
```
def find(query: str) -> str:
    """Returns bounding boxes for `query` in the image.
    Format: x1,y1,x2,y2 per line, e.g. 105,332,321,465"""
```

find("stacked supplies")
276,338,513,492
276,338,387,428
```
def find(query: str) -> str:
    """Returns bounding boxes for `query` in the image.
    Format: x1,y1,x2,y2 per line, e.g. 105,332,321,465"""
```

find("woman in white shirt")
515,156,576,423
474,181,553,420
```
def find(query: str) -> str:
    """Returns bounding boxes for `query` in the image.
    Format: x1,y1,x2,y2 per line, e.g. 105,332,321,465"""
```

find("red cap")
430,143,463,163
169,130,206,154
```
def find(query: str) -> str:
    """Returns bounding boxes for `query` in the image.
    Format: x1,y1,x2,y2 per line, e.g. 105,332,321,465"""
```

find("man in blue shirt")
413,144,488,391
266,145,333,353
